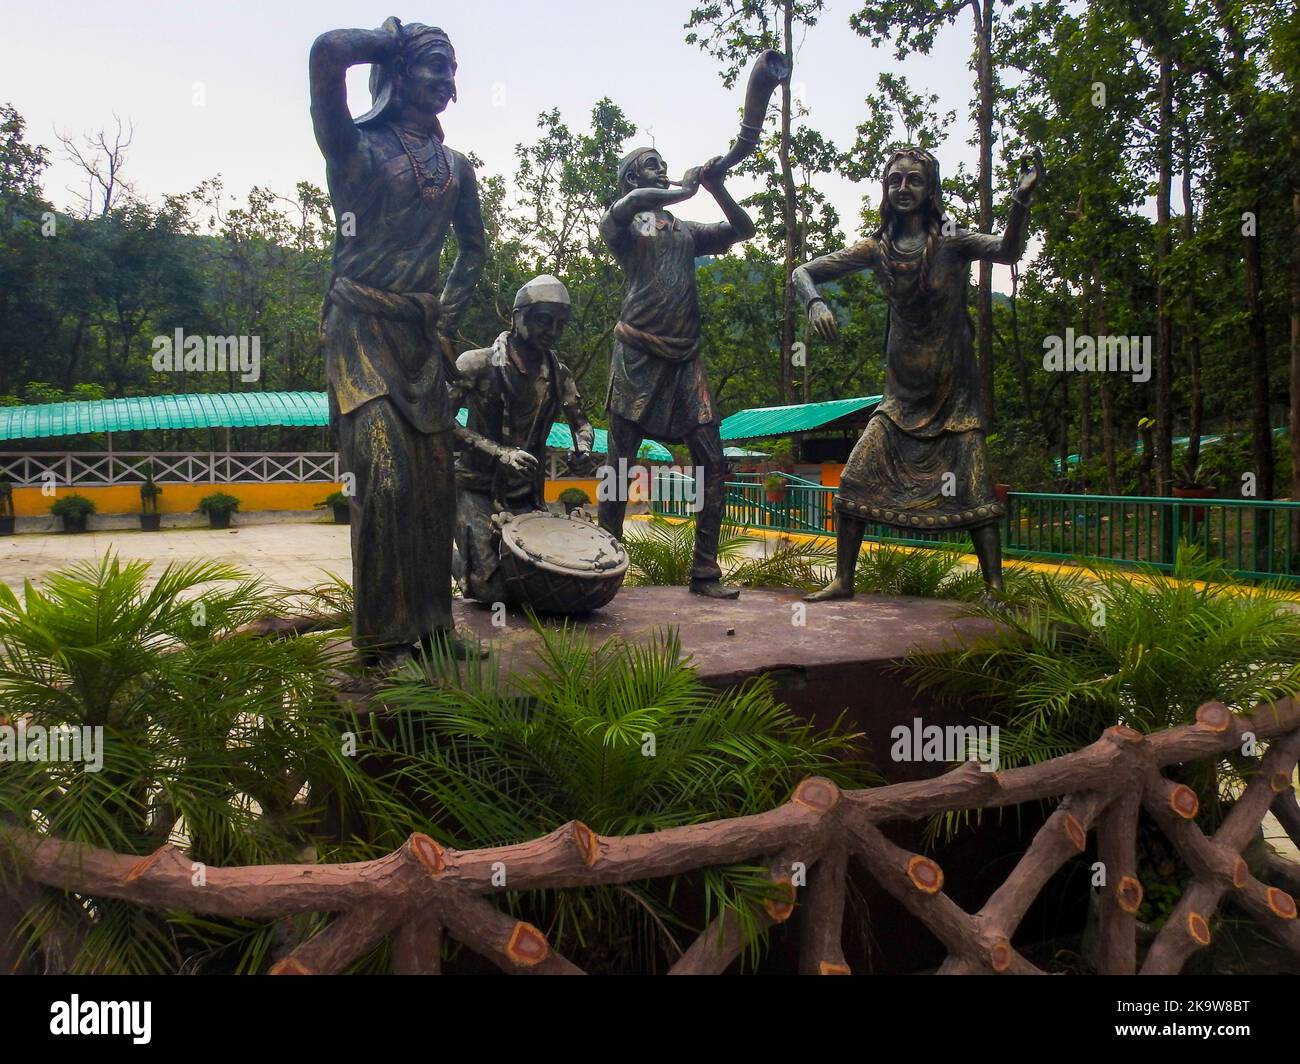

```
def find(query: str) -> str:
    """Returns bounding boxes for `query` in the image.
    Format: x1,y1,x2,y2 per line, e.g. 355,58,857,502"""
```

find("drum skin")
498,511,628,614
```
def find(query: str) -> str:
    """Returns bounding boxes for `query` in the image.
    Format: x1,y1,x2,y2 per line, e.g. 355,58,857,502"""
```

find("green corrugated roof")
720,395,883,441
0,392,674,460
0,391,329,440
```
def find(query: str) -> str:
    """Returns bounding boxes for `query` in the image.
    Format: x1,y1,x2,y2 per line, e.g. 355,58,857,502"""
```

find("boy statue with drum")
451,274,596,604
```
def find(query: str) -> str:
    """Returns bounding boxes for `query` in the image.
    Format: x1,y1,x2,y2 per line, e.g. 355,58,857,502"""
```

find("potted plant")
139,468,162,531
197,491,240,530
558,487,591,516
315,490,351,525
764,471,788,505
51,493,95,533
0,480,14,536
1172,459,1216,523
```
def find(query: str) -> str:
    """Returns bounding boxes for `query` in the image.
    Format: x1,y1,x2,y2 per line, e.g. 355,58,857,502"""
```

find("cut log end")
1186,912,1212,946
1063,812,1087,852
763,878,796,923
1194,702,1232,733
410,832,445,876
989,940,1012,972
906,855,944,894
269,957,313,976
505,921,550,966
1266,887,1297,920
1170,784,1199,820
124,843,178,883
571,821,599,868
1117,875,1144,914
792,776,841,814
1233,857,1249,889
817,961,851,975
1270,772,1294,795
1105,725,1144,744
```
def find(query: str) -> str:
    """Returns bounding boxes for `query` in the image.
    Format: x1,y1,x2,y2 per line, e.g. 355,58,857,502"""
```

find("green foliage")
0,555,382,973
557,487,591,508
316,490,348,507
49,493,96,518
196,491,239,515
371,620,872,971
902,545,1300,774
623,518,757,588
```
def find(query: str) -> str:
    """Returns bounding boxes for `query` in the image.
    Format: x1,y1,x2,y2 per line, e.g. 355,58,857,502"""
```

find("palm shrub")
622,517,835,591
0,555,386,974
853,541,1044,604
622,517,757,587
902,545,1300,806
370,621,873,973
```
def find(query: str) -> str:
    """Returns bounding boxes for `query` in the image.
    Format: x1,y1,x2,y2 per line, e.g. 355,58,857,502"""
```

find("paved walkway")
0,521,352,594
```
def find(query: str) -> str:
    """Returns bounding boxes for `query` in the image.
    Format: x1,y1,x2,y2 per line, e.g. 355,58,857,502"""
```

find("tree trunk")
1291,190,1300,550
1154,56,1174,498
974,0,995,425
778,2,798,406
1092,262,1118,493
1181,133,1203,474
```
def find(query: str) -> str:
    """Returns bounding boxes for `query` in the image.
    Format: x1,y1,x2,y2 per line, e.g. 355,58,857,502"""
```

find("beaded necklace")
393,126,453,202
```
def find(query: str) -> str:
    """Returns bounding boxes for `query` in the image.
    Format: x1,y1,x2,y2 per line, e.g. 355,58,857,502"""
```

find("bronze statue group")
309,18,1040,668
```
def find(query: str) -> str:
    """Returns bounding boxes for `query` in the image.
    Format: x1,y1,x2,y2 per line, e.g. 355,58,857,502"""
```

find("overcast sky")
3,0,1022,285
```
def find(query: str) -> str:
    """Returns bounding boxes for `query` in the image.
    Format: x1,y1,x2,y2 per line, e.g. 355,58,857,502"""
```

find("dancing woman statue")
793,147,1040,600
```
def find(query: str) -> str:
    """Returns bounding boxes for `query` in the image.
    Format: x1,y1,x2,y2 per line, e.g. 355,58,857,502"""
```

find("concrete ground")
0,518,352,595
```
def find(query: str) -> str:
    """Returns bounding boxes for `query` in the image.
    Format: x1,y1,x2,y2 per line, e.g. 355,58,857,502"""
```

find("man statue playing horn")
451,275,595,604
597,147,755,599
309,18,487,664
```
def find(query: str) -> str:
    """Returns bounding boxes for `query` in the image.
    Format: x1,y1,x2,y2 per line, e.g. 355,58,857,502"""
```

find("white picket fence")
0,452,341,486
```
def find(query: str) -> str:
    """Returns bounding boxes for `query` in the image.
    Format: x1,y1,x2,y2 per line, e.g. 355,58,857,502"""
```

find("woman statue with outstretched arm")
793,147,1041,600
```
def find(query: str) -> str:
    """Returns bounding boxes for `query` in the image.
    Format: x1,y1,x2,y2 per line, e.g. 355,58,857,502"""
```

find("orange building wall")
12,482,344,517
15,478,608,517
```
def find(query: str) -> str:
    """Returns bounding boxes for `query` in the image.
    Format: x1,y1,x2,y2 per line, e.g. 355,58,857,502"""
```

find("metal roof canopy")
0,391,328,440
0,391,674,461
720,395,883,442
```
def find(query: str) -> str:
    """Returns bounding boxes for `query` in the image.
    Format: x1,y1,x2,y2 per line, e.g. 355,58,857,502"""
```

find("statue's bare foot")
689,578,740,600
804,578,853,602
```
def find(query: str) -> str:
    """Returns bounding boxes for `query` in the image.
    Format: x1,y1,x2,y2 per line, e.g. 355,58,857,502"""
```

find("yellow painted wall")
542,478,599,504
13,482,344,517
17,478,606,516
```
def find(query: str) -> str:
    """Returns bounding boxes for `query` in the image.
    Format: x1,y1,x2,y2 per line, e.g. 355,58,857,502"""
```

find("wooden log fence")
4,697,1299,975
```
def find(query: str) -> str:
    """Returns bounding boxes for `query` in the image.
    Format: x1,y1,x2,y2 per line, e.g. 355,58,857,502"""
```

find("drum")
497,510,628,614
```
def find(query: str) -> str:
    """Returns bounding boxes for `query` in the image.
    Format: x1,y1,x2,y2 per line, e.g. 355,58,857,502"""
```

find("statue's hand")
1016,149,1044,201
679,166,704,197
567,449,595,475
699,156,727,192
809,300,839,343
501,448,539,477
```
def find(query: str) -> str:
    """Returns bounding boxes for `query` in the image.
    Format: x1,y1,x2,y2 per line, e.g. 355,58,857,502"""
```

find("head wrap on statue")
355,18,457,128
513,274,571,311
617,146,659,193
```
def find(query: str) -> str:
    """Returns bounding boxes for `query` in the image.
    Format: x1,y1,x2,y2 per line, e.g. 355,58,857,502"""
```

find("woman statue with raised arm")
793,147,1040,600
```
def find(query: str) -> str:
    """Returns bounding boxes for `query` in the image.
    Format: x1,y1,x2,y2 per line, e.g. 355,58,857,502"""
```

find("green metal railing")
651,474,1300,584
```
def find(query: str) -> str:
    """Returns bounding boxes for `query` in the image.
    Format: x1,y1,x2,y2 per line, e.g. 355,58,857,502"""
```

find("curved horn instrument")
702,49,791,178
